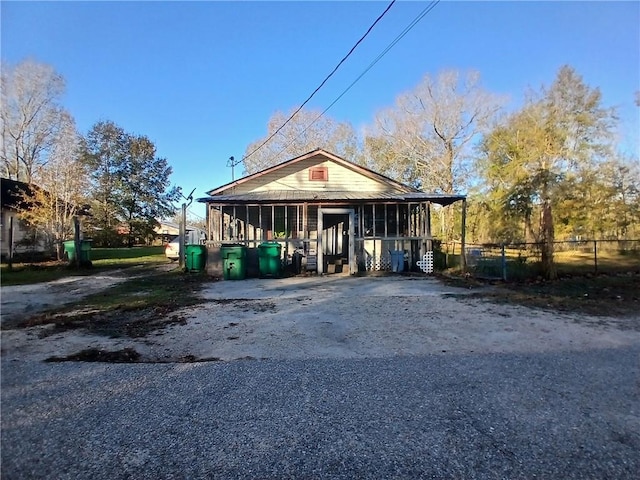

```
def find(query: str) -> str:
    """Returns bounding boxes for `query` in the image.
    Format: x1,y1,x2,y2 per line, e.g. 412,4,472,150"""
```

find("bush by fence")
439,240,640,280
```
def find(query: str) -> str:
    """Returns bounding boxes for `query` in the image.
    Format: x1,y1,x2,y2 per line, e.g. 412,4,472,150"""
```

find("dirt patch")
210,298,277,313
45,347,142,363
442,272,640,325
32,309,189,338
44,347,226,363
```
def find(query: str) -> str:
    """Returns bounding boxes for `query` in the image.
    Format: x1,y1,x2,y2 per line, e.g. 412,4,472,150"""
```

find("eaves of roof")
197,190,465,206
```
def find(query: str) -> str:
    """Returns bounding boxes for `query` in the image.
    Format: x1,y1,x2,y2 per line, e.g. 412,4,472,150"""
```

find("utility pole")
179,188,196,270
227,156,241,181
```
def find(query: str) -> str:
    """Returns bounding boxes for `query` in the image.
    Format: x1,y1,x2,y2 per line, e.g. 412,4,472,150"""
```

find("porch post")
317,207,324,274
426,201,432,251
218,204,224,242
349,210,355,274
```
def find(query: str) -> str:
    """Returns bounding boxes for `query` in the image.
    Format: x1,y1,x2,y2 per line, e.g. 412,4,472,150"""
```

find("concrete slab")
200,275,469,300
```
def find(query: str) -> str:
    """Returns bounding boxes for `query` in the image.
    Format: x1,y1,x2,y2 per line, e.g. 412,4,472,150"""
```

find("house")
1,177,44,259
198,149,467,276
1,177,92,261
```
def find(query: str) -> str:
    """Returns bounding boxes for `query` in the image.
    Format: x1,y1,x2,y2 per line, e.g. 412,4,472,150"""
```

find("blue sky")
2,1,639,219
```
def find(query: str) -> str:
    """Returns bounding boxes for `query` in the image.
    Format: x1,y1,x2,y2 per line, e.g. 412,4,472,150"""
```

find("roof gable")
206,149,416,197
1,178,34,210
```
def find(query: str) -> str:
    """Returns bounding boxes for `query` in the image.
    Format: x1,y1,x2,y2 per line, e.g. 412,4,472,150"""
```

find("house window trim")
309,166,328,182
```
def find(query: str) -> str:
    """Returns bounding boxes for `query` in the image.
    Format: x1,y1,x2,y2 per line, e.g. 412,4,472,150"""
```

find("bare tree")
242,108,361,174
1,60,69,183
365,70,504,194
17,114,90,258
364,70,503,242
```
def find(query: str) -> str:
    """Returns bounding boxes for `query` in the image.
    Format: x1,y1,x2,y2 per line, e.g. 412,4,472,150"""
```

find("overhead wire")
266,0,441,165
242,0,397,163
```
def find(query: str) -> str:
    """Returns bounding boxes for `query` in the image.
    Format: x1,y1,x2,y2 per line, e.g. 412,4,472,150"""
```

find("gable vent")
309,166,328,181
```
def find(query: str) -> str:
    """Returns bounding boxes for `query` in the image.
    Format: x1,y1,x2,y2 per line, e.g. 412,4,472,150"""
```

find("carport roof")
197,190,465,206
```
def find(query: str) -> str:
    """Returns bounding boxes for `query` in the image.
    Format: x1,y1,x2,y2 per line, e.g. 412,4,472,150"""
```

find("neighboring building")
198,149,466,276
1,178,45,259
154,221,207,245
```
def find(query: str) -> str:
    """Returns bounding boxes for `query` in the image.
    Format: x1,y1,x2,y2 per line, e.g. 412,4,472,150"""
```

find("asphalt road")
2,347,639,479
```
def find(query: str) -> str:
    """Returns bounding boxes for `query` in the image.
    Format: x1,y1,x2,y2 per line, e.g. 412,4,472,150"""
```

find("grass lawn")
1,246,168,286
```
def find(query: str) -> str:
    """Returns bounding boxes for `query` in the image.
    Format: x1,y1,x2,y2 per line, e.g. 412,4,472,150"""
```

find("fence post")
460,199,467,273
593,240,598,273
501,243,507,281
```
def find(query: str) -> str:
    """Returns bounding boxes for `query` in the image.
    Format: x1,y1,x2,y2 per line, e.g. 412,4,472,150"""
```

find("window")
309,166,328,181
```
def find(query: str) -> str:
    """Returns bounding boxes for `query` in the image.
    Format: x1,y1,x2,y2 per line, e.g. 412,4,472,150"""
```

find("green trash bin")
258,242,282,277
185,244,207,272
220,244,247,280
63,239,92,263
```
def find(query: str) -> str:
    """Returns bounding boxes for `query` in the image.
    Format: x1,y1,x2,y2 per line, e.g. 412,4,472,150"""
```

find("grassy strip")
0,262,79,286
78,267,200,312
499,273,640,318
1,247,168,286
90,246,164,260
10,268,211,338
443,272,640,319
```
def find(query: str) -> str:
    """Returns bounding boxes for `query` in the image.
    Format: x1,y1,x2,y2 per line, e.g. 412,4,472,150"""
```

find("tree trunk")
540,200,557,280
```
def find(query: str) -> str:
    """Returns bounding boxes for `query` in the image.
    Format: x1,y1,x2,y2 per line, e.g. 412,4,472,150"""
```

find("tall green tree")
118,134,180,247
479,66,617,279
82,121,179,246
82,121,128,245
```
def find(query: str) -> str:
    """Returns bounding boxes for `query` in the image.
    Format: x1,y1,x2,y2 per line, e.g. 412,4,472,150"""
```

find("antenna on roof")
227,156,241,181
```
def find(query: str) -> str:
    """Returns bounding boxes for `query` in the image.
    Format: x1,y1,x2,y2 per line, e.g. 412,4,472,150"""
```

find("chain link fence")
438,240,640,280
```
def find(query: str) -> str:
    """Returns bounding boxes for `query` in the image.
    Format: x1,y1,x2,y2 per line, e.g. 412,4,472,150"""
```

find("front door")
317,208,355,275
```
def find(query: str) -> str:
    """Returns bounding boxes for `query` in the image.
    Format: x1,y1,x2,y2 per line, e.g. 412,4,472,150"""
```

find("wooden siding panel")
230,156,398,195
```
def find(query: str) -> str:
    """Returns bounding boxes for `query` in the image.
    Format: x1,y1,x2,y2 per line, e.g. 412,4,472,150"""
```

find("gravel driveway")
2,274,639,478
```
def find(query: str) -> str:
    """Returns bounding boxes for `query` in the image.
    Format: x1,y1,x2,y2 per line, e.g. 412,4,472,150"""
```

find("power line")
242,0,397,163
265,0,441,165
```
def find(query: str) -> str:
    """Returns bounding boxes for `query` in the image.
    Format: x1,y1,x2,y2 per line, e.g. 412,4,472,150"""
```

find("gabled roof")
203,149,417,197
1,177,92,215
1,178,34,210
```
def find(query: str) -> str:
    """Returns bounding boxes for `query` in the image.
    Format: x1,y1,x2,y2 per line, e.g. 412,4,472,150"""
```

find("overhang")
198,190,465,206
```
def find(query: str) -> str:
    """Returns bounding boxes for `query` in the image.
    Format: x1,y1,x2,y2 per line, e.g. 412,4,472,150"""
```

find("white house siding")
231,155,400,195
0,209,46,257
